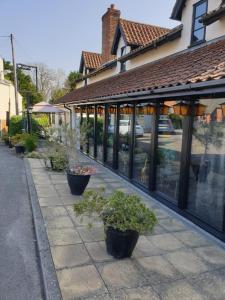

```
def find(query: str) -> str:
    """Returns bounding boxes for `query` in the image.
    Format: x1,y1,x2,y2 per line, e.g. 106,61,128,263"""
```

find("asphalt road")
0,145,44,300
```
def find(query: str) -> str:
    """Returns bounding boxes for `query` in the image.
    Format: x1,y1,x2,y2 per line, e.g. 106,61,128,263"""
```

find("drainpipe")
64,104,72,128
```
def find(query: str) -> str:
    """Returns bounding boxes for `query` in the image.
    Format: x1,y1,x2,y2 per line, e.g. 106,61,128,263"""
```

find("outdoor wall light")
160,104,170,115
220,102,225,116
138,103,156,115
194,103,206,116
97,106,104,115
120,105,133,114
88,107,95,114
28,106,33,114
108,106,116,114
74,107,81,113
173,102,190,116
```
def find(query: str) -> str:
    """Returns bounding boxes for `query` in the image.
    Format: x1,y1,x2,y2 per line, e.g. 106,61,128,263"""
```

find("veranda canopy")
32,101,65,114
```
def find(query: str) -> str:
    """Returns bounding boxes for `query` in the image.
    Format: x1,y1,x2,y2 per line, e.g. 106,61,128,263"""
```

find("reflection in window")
81,108,88,154
156,102,183,202
118,104,133,177
106,105,116,167
96,106,104,162
191,0,207,45
88,106,95,157
187,99,225,231
133,103,152,187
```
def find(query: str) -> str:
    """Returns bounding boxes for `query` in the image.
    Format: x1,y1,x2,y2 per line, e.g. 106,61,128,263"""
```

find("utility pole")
10,34,19,115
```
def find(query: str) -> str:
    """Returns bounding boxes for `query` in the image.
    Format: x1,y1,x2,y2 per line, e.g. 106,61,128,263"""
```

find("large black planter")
8,141,13,148
67,172,90,195
105,226,139,259
15,144,25,154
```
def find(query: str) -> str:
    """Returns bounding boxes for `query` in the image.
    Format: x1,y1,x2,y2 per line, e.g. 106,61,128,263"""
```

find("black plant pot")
105,226,139,259
8,141,13,148
66,172,90,195
15,145,25,154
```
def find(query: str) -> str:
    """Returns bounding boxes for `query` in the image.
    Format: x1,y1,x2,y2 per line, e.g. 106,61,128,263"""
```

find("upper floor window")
120,46,126,72
191,0,207,45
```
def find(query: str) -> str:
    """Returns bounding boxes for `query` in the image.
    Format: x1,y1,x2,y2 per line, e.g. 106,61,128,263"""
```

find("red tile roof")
82,51,102,69
120,19,170,47
57,38,225,105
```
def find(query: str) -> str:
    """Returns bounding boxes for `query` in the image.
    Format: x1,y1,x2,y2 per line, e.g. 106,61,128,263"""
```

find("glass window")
96,105,104,162
118,104,133,177
80,108,88,154
120,47,126,72
191,0,207,45
187,99,225,231
88,106,95,157
156,102,184,202
133,103,153,187
106,105,116,167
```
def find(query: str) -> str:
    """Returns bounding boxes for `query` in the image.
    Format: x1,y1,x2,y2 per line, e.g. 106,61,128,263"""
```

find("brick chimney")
102,4,120,63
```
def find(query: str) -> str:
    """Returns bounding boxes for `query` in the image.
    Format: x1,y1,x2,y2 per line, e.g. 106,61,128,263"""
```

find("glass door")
106,104,116,167
96,105,104,162
186,99,225,231
156,102,184,202
133,103,153,187
118,104,133,177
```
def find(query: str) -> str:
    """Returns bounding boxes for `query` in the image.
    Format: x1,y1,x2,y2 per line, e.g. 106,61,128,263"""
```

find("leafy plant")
2,132,9,144
24,134,38,152
44,142,68,171
69,166,96,175
9,115,43,136
74,190,157,234
26,151,43,159
11,133,27,146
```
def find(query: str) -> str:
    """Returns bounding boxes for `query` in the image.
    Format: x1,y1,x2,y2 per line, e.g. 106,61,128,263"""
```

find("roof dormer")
112,19,170,55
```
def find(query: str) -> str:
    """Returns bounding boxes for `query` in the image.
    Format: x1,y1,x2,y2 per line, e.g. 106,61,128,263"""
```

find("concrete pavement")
0,144,44,300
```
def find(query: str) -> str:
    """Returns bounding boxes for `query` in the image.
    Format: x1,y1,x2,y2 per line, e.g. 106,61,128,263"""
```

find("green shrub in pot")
74,190,157,259
44,143,68,171
24,134,38,152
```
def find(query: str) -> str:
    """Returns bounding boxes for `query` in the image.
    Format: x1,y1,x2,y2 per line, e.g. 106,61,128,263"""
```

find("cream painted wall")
87,65,117,84
76,0,224,88
0,57,23,131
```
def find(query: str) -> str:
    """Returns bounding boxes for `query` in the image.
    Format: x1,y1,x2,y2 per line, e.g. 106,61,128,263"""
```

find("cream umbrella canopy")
31,101,65,126
32,101,65,113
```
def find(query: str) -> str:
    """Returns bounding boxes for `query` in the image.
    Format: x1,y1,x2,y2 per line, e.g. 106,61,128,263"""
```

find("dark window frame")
191,0,208,46
120,46,126,73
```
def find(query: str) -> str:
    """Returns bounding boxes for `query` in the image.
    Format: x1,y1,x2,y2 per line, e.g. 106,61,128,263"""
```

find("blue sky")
0,0,179,74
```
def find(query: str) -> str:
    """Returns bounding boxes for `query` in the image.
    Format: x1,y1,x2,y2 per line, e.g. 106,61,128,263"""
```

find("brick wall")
102,4,120,63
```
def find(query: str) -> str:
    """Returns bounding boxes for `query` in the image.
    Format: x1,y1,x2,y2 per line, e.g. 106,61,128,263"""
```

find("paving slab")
173,230,211,248
147,233,185,252
57,265,107,299
165,249,210,275
194,245,225,268
111,286,160,300
136,255,184,284
97,260,146,291
45,216,74,229
47,228,82,246
51,244,91,269
85,241,113,262
77,225,105,242
153,279,203,300
187,269,225,300
133,236,163,257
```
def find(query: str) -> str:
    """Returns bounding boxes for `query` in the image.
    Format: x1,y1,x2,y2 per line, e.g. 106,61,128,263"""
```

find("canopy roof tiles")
57,38,225,105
